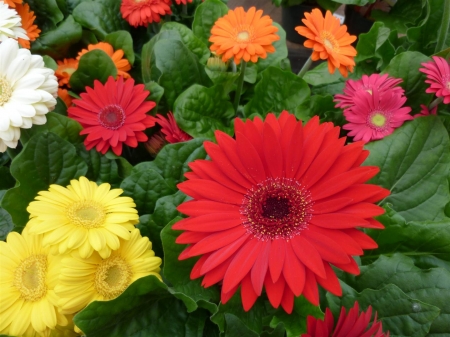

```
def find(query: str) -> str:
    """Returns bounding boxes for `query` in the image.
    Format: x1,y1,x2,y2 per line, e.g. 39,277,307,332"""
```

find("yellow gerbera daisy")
0,227,70,337
55,228,162,314
26,176,139,259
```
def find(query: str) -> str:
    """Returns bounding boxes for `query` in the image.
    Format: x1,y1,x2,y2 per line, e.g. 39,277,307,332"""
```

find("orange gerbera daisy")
55,58,79,87
3,0,21,8
15,3,40,49
58,88,73,108
77,42,131,79
210,7,280,65
120,0,172,28
295,9,357,77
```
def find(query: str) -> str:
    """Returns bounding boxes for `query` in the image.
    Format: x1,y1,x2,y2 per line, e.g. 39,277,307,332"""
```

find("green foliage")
255,24,289,73
243,67,310,118
0,191,14,240
27,0,64,32
192,0,229,46
1,133,88,231
105,30,135,64
364,116,450,221
69,50,118,92
42,56,57,71
371,0,423,34
303,62,346,96
174,84,234,139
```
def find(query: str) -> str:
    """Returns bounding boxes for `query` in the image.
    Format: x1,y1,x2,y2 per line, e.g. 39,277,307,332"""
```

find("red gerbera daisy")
415,104,438,118
302,302,389,337
120,0,172,28
174,112,389,313
155,112,192,143
175,0,192,4
343,89,412,143
419,56,450,104
68,76,157,156
334,74,404,109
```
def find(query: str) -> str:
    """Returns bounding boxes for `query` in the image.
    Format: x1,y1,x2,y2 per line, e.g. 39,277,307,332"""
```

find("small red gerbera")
419,56,450,104
68,76,157,156
334,74,404,109
120,0,172,28
302,302,389,337
155,112,192,143
343,89,412,143
175,0,192,4
174,111,389,313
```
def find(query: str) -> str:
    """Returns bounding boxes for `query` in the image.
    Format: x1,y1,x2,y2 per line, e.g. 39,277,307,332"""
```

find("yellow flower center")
321,31,339,52
94,256,132,299
63,67,76,76
237,30,250,41
366,89,373,95
13,255,48,302
0,76,12,106
67,201,106,229
371,113,387,127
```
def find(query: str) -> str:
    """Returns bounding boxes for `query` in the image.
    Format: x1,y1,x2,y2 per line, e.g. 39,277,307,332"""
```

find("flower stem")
297,56,313,78
429,97,443,110
435,0,450,53
233,61,247,114
182,4,188,16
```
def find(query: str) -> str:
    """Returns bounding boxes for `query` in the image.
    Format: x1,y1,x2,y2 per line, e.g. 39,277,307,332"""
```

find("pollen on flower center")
13,255,48,302
368,111,389,131
94,256,132,299
67,201,106,229
98,104,126,130
237,30,250,41
0,77,12,106
321,31,338,52
241,177,314,241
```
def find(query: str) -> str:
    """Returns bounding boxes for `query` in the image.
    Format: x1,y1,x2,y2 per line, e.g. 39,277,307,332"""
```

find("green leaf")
74,275,202,337
205,69,239,94
20,112,83,145
255,23,288,73
69,49,118,92
270,297,323,337
0,167,14,190
27,0,64,32
243,67,310,118
363,116,450,221
0,191,14,240
161,218,220,313
382,51,432,112
303,62,345,96
161,22,210,64
72,0,129,39
327,284,440,337
1,133,88,231
144,81,165,107
31,16,82,59
173,84,234,140
224,314,259,337
192,0,229,46
371,0,423,34
353,254,450,336
42,55,57,71
149,39,212,110
105,30,135,65
296,94,343,125
0,152,10,166
326,0,375,4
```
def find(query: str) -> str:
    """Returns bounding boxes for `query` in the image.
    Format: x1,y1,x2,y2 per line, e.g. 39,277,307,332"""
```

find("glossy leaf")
26,0,64,32
105,30,135,64
192,0,229,46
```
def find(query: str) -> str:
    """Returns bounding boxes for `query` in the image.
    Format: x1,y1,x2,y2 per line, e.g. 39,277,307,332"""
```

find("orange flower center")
98,104,126,130
241,177,314,240
321,31,339,52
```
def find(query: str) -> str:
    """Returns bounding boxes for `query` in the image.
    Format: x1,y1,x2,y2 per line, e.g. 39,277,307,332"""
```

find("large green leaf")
105,30,135,65
1,133,88,231
72,0,129,39
27,0,64,32
173,84,234,140
0,167,14,190
255,23,289,73
161,218,220,313
327,284,440,337
243,67,310,118
371,0,423,34
303,62,346,96
353,254,450,336
31,16,82,59
69,49,118,92
382,51,432,112
74,275,206,337
192,0,229,46
0,191,14,240
363,116,450,221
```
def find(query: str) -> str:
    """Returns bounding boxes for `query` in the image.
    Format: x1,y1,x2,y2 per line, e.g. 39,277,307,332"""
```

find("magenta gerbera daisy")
68,76,157,156
419,56,450,104
173,111,389,313
302,302,389,337
334,73,404,109
343,89,412,143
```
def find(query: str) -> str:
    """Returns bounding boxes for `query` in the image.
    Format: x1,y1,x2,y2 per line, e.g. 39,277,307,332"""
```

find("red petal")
236,131,266,182
202,256,232,287
264,273,285,309
303,268,319,306
295,123,326,180
280,286,295,313
311,197,355,214
269,239,286,282
285,121,304,179
303,229,350,264
310,226,363,256
263,122,283,178
172,213,242,232
333,258,360,275
309,213,370,229
188,226,247,255
251,241,271,295
338,203,386,218
221,284,239,304
241,273,259,311
365,218,385,229
291,235,326,278
176,231,210,244
177,200,241,217
283,244,306,296
315,262,342,296
190,254,209,279
342,229,378,249
324,141,364,178
177,180,244,205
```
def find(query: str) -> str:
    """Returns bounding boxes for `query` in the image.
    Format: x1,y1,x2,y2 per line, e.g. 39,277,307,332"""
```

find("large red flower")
174,112,389,313
302,302,389,337
68,76,156,156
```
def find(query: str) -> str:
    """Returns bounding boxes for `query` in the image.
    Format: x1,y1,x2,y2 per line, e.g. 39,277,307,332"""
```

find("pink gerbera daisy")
68,76,156,155
155,112,192,143
415,104,438,118
334,73,404,109
343,89,412,143
120,0,172,27
175,0,192,4
419,56,450,104
302,302,389,337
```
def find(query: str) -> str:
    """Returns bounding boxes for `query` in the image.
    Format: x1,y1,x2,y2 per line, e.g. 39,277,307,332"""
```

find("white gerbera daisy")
0,1,28,41
0,38,58,152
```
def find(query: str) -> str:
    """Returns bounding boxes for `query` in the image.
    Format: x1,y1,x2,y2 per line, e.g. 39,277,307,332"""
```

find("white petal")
13,73,46,90
10,89,42,104
0,38,18,74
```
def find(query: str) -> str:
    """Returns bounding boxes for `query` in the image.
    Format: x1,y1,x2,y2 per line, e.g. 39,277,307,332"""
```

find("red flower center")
241,177,313,241
98,104,126,130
